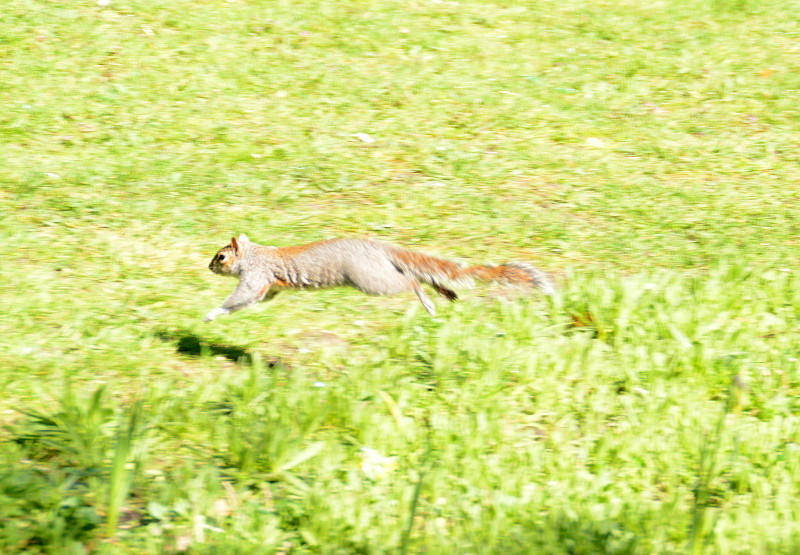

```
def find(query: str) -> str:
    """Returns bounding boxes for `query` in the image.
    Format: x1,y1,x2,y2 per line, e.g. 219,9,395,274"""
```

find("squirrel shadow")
156,329,279,367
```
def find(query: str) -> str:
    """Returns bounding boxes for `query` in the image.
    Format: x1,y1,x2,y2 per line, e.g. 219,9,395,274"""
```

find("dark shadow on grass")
155,329,280,367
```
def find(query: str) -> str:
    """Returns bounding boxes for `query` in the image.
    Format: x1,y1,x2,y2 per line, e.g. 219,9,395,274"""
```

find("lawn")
2,0,800,552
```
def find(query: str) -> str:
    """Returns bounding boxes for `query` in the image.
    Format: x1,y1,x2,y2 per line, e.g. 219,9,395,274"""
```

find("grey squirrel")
204,234,554,321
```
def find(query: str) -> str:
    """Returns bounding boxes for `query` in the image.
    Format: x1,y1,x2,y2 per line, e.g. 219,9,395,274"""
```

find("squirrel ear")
230,234,249,256
230,236,242,255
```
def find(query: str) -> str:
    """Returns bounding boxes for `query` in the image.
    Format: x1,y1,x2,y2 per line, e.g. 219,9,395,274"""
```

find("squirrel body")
204,234,554,321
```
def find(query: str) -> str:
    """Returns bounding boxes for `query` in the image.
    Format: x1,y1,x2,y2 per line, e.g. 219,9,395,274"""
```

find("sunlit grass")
3,0,800,552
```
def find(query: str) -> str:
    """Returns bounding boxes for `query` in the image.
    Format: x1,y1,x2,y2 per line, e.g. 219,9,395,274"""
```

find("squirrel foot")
204,307,231,322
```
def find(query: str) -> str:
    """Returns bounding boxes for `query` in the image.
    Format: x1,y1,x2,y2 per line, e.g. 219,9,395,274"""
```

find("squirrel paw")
204,307,231,322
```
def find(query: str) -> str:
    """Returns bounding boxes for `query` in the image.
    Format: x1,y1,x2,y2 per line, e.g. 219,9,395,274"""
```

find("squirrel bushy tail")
385,246,556,299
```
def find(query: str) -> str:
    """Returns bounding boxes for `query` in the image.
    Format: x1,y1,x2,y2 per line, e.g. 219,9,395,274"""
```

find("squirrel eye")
218,254,226,261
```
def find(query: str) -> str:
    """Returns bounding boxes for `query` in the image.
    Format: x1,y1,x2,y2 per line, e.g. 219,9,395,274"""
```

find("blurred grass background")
2,0,800,552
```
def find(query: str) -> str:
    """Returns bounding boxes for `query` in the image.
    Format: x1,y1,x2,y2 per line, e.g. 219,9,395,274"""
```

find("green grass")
2,0,800,552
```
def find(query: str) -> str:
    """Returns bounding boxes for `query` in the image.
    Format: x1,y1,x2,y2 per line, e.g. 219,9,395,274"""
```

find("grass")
2,0,800,552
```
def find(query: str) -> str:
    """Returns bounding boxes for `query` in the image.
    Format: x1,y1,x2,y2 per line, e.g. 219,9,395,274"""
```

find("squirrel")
204,234,554,321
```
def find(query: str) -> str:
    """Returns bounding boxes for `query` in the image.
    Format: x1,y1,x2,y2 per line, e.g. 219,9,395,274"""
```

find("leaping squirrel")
204,234,554,321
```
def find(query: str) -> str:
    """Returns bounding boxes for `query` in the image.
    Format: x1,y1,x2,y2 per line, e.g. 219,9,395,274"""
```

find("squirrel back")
204,234,553,321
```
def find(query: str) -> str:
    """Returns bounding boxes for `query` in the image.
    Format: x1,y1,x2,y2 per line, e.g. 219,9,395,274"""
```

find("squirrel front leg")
204,279,276,322
204,306,233,322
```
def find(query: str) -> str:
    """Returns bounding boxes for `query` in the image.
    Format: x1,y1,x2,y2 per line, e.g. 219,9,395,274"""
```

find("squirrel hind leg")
432,283,458,301
412,282,437,315
344,260,436,314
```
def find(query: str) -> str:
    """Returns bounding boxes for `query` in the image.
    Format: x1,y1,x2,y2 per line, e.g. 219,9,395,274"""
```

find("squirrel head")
208,233,250,276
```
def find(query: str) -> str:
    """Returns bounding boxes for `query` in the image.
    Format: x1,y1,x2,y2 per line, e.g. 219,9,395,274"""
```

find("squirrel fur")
204,234,554,321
